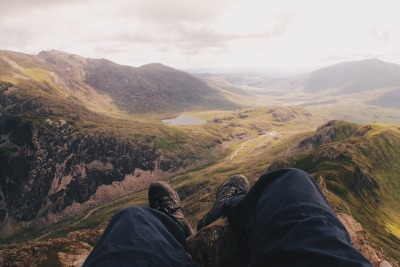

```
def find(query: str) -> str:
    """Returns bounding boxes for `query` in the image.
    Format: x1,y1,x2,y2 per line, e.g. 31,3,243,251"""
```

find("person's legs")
148,181,195,238
84,181,198,267
199,168,373,267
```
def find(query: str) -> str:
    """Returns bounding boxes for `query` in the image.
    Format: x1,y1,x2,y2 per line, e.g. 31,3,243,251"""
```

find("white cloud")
1,0,400,71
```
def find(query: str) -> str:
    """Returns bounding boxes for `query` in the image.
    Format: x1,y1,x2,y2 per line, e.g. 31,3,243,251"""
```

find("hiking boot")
148,181,195,238
197,174,249,231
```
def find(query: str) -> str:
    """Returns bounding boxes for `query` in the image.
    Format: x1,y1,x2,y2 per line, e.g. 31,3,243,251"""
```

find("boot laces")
155,196,182,215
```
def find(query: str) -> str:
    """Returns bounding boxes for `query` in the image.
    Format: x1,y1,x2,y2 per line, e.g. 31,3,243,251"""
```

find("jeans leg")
227,168,372,267
83,206,199,267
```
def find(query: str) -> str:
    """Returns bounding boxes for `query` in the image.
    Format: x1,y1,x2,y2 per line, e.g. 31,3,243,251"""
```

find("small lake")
162,115,206,125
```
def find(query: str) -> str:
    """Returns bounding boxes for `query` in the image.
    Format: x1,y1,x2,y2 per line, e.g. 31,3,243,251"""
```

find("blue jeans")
83,168,372,267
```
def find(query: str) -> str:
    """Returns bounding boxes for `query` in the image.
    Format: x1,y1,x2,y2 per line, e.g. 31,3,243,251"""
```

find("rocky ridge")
186,212,394,267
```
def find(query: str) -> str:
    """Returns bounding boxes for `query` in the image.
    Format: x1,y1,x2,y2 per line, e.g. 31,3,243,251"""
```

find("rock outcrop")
338,213,393,267
187,215,394,267
0,115,159,228
187,218,248,267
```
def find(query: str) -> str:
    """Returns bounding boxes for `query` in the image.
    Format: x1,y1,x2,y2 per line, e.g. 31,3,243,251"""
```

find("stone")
380,261,393,267
186,218,248,267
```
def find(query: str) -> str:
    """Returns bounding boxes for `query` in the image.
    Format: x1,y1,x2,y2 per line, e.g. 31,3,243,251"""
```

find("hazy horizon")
1,0,400,71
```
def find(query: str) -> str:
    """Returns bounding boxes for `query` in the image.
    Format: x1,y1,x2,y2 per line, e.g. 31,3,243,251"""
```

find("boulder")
187,218,248,267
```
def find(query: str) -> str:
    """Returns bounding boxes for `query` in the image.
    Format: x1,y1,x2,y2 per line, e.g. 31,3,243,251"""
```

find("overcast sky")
1,0,400,72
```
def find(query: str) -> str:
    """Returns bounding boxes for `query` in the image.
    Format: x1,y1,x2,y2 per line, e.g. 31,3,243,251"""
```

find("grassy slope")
282,122,400,262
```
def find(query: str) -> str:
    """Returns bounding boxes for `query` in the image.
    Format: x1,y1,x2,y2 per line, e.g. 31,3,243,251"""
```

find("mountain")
0,49,238,237
37,50,237,112
303,58,400,94
0,50,236,115
262,58,400,95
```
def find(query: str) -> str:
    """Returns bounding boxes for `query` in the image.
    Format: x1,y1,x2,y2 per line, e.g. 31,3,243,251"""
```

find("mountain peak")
329,58,391,69
140,63,166,68
360,58,386,63
138,63,176,72
359,58,382,63
38,50,86,61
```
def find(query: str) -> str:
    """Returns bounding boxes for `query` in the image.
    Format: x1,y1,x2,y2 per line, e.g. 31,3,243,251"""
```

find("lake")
162,115,206,125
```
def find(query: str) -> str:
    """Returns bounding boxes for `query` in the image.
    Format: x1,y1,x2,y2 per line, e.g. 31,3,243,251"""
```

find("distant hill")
37,50,237,112
0,50,237,114
303,58,400,94
215,58,400,123
262,58,400,94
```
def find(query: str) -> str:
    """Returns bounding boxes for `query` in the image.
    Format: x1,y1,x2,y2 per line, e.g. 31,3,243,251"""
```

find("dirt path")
73,187,147,226
229,132,280,161
35,188,147,241
229,139,254,160
34,231,52,241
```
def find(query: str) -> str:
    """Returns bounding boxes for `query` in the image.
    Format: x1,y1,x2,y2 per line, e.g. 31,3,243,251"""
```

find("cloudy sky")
1,0,400,72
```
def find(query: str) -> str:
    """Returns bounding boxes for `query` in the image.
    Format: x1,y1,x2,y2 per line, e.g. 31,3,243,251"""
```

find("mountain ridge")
2,49,238,114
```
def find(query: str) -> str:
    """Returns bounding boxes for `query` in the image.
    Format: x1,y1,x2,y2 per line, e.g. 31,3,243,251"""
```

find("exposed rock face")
187,215,394,267
0,116,158,226
0,84,190,234
187,215,395,267
338,213,393,267
187,218,248,267
297,120,341,149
